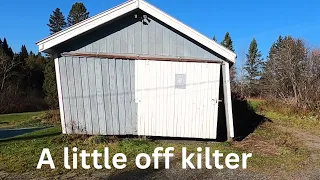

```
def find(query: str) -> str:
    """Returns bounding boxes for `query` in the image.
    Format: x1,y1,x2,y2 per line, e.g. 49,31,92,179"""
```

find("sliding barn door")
135,60,221,139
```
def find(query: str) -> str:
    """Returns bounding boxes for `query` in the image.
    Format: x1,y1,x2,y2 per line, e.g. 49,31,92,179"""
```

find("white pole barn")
36,0,236,139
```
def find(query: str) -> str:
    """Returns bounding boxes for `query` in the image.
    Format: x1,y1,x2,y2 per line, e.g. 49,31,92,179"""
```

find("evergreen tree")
19,45,28,65
212,35,217,42
26,52,45,90
244,38,263,96
0,39,17,90
46,8,67,106
43,58,58,107
67,2,89,26
47,8,67,34
221,32,234,52
1,38,14,58
268,36,283,60
221,32,236,90
14,45,29,88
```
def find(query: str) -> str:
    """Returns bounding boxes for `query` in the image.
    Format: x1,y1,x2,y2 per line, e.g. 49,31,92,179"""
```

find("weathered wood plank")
127,23,135,54
134,21,142,54
155,21,163,55
62,52,223,64
109,59,119,134
59,57,72,134
130,60,137,134
73,57,86,133
169,30,177,56
162,26,170,56
148,20,156,55
79,58,92,134
120,27,128,53
122,60,132,134
141,21,149,54
113,29,121,53
95,58,107,135
101,59,112,135
116,60,126,134
65,56,79,133
87,58,100,134
176,34,184,57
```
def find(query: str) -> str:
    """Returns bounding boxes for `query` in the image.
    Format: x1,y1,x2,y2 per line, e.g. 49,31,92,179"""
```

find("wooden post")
53,53,67,134
222,62,234,140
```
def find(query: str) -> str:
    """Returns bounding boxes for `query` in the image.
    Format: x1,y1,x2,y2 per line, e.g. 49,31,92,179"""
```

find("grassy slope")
0,112,45,129
0,102,319,177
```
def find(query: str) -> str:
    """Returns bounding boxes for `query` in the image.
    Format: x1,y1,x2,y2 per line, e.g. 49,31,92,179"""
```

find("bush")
41,110,60,124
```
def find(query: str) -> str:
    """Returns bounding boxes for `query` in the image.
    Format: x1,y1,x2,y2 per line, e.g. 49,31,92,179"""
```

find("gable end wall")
55,11,225,61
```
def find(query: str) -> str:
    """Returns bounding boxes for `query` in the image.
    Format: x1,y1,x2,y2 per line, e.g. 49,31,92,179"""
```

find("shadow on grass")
216,93,272,142
0,127,46,139
0,127,61,142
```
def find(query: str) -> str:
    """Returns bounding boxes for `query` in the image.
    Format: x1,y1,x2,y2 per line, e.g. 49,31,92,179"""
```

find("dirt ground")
279,126,320,180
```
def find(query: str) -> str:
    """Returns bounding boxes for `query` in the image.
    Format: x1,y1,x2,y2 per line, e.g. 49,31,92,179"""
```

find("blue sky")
1,0,320,64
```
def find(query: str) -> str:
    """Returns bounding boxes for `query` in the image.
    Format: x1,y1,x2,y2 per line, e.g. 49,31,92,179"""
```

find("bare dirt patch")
278,126,320,151
233,135,281,156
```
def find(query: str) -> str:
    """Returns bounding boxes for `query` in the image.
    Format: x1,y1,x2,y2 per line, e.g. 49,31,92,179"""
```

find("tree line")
218,33,320,111
0,2,90,113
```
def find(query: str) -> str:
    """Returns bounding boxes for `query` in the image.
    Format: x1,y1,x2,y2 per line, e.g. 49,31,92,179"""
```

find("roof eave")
36,0,139,52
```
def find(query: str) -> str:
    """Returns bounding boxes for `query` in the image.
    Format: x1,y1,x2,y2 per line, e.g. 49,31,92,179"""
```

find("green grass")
0,131,248,176
0,124,310,176
248,99,265,112
0,103,319,177
254,100,320,134
0,111,45,129
263,111,320,134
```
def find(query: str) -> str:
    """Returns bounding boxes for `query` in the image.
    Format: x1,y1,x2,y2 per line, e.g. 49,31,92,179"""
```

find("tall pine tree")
221,32,236,89
67,2,89,26
45,8,67,107
1,38,14,58
19,45,28,65
244,38,263,96
221,32,234,52
47,8,67,34
212,35,217,42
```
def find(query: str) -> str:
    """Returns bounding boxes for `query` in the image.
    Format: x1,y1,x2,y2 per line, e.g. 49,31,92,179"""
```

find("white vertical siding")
136,60,221,139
